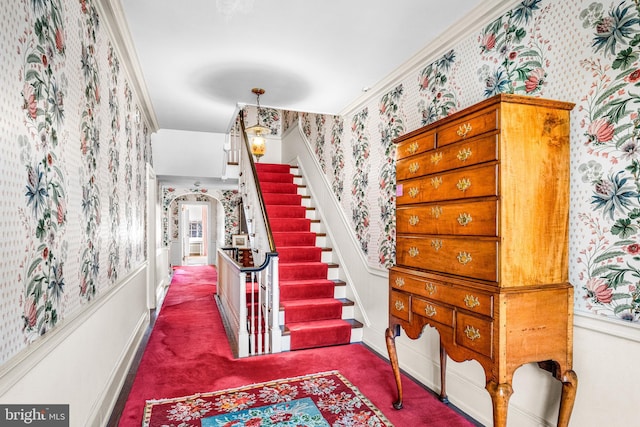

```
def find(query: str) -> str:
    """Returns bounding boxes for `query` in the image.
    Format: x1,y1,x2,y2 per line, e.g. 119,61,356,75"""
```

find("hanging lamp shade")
247,88,269,161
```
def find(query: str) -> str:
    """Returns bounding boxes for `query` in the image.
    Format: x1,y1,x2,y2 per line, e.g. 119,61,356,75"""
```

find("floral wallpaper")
418,50,460,124
2,0,151,363
19,0,69,340
329,116,345,201
350,109,371,255
300,0,640,325
243,105,281,136
377,86,404,267
78,0,101,301
282,110,299,134
575,1,640,321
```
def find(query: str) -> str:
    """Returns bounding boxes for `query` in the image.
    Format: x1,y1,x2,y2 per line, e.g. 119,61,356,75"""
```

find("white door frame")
178,200,211,265
146,164,157,309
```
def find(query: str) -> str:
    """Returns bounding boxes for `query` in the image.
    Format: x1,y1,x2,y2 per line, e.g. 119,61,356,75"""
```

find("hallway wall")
1,1,154,425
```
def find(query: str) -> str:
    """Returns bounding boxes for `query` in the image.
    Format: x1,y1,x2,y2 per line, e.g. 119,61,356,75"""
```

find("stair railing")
216,111,280,357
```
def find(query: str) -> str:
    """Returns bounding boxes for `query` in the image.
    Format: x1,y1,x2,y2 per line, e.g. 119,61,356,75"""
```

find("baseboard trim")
0,263,147,396
87,310,150,427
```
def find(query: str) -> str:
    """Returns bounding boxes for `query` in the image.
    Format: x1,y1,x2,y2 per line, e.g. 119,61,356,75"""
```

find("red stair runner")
256,163,352,350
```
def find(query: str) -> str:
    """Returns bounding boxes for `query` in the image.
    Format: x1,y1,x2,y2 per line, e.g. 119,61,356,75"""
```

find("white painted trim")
339,0,521,116
293,155,371,328
86,310,149,427
0,263,147,396
574,310,640,343
96,0,159,132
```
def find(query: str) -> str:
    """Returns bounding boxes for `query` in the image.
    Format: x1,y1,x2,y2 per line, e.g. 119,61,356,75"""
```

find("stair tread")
282,318,361,335
280,298,353,309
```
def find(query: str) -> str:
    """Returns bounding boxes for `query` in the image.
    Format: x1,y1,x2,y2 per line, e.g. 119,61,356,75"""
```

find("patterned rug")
142,371,392,427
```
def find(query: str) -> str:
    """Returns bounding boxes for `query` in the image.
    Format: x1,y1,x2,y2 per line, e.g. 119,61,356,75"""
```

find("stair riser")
270,219,311,232
266,206,307,218
273,232,317,246
278,248,322,263
261,183,298,194
279,264,328,281
287,322,352,351
263,194,302,205
278,305,355,324
279,283,336,301
281,304,343,323
279,327,362,352
258,175,294,184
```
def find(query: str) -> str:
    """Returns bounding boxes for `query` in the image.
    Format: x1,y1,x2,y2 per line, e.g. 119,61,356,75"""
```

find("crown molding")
96,0,159,132
339,0,520,116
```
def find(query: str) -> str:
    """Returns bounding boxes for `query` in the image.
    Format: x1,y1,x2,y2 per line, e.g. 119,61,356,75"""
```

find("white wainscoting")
0,264,150,427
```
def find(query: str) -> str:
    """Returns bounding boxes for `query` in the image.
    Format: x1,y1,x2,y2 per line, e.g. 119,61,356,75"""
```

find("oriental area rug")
142,371,392,427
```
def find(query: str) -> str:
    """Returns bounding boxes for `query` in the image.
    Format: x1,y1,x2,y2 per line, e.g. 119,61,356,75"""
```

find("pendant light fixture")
245,88,270,162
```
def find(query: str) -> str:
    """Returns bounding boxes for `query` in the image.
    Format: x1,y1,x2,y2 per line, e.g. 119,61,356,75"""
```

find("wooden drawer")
396,199,497,236
390,269,494,317
396,130,435,160
455,311,493,358
396,235,498,282
396,163,498,205
413,296,453,326
390,290,410,321
396,133,498,180
437,107,498,147
390,269,437,292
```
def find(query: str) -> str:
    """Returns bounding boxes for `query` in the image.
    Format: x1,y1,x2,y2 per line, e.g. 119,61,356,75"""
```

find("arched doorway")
161,187,240,268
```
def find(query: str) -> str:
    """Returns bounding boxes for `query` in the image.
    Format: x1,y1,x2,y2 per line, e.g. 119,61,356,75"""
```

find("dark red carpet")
116,265,478,426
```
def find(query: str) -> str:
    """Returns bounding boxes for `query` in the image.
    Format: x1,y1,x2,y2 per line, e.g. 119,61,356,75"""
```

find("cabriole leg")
557,369,578,427
385,326,403,409
486,381,513,427
439,343,449,403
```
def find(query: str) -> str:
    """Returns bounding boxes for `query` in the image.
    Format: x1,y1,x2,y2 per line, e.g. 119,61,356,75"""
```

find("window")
189,221,202,238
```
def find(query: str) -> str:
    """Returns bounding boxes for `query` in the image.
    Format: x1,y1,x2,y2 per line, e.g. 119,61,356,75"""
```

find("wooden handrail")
239,110,277,253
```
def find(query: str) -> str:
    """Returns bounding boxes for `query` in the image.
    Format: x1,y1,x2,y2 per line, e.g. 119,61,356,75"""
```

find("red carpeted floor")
115,265,479,426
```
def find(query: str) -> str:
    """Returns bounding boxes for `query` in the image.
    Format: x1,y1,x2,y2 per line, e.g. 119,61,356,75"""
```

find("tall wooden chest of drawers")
385,94,577,426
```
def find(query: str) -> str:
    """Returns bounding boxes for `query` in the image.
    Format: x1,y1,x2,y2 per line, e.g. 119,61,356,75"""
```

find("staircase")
255,162,362,351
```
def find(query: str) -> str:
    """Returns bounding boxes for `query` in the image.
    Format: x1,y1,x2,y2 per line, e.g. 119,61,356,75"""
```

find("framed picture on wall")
232,234,249,248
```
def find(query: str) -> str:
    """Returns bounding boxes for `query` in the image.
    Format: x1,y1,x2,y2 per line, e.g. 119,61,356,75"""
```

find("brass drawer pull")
425,282,436,295
431,239,443,251
408,215,420,226
457,147,472,161
407,141,419,155
431,177,443,189
457,212,472,226
456,178,471,192
424,304,437,317
464,325,481,341
457,251,472,265
395,300,405,311
464,294,480,308
431,206,442,218
430,152,443,165
408,187,419,198
395,277,405,287
457,123,472,138
409,162,420,174
408,247,420,257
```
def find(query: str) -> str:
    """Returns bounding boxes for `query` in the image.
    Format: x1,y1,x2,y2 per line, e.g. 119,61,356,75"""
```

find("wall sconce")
245,88,270,162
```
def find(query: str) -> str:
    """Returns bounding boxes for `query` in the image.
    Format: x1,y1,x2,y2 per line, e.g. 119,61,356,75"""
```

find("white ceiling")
119,0,484,134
